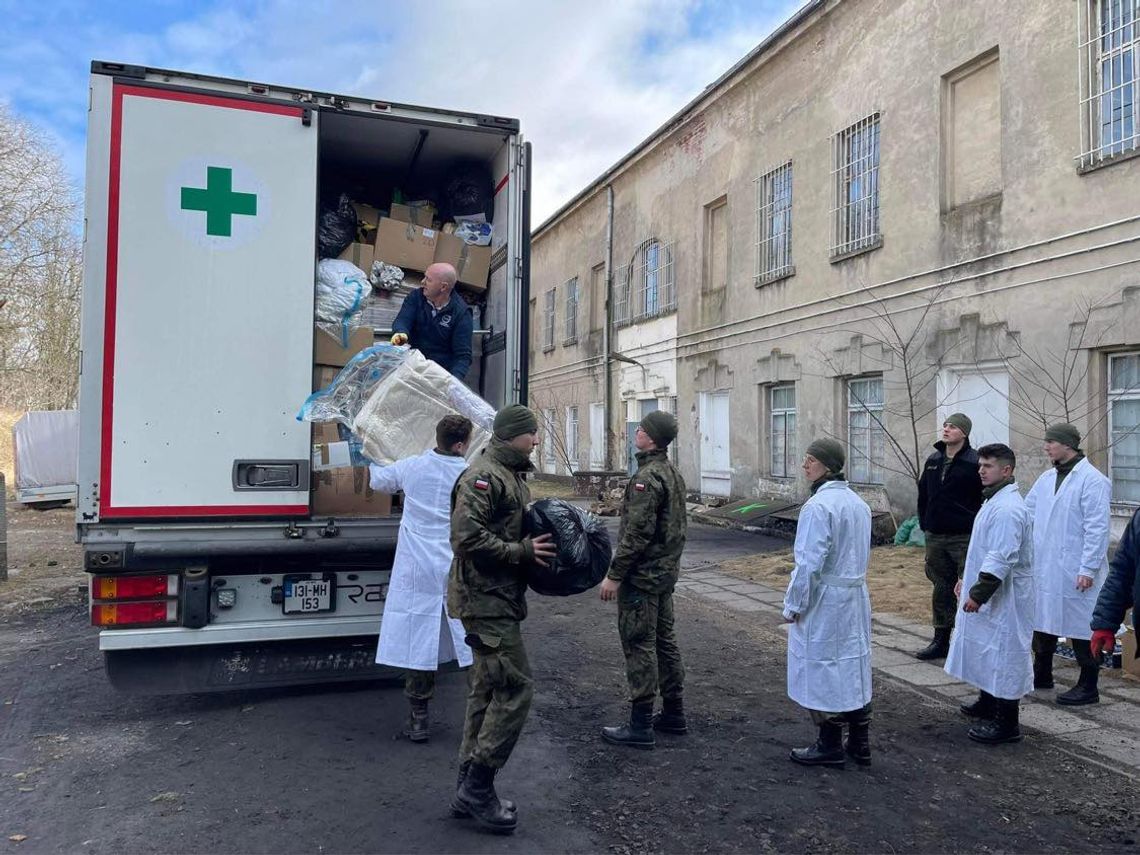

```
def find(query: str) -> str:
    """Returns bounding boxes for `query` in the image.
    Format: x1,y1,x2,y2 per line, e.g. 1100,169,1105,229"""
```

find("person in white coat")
944,443,1035,744
1026,423,1111,706
368,415,475,742
783,438,874,769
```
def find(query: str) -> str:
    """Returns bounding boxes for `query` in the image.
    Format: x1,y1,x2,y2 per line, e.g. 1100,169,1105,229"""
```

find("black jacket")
391,289,474,379
917,440,983,535
1091,507,1140,635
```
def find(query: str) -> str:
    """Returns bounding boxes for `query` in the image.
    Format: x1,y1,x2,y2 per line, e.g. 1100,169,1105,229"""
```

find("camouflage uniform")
447,440,536,770
608,448,688,704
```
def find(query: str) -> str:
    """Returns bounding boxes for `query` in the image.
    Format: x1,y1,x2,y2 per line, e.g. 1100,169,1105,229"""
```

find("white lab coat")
369,450,472,671
1025,457,1111,640
783,480,873,713
944,483,1035,700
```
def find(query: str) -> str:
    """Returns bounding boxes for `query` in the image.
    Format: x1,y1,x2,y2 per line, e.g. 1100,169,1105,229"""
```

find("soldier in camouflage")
600,410,688,749
447,404,555,835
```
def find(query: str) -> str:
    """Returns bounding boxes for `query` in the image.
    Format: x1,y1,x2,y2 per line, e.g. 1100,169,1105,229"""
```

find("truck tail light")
92,574,179,600
91,601,177,627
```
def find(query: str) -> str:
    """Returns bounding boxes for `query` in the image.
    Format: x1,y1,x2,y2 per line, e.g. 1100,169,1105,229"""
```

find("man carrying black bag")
599,410,688,749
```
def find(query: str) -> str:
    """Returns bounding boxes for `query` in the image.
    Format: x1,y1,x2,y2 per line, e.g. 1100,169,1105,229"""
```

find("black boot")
915,627,951,661
1056,665,1100,706
959,690,996,719
403,698,430,743
601,701,656,749
1033,654,1055,690
843,707,872,767
453,762,518,834
652,696,688,735
450,761,516,819
968,698,1022,744
790,720,845,767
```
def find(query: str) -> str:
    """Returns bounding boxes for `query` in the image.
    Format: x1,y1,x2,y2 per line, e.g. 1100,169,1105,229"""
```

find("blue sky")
0,0,802,221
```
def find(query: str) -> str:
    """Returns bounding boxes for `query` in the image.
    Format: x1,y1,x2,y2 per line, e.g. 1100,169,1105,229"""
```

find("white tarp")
13,410,79,489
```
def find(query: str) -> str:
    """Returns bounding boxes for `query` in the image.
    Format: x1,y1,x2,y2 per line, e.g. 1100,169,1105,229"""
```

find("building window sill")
1077,145,1140,175
542,345,555,354
830,237,883,264
755,266,796,288
562,337,578,347
614,306,678,330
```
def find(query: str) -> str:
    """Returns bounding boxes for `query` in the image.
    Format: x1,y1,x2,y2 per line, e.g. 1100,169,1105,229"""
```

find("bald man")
390,262,475,379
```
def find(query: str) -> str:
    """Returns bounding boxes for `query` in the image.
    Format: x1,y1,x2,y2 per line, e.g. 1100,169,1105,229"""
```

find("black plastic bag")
442,163,493,223
318,193,358,259
524,499,612,596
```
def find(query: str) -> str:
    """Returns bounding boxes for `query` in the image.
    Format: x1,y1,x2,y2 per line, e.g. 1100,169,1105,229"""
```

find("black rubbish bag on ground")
524,499,612,596
318,193,358,259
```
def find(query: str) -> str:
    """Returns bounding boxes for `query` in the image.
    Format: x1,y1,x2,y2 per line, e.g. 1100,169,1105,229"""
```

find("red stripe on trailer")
99,83,307,519
494,174,509,196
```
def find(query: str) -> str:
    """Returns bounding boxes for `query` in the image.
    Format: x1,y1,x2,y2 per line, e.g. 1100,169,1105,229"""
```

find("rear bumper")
99,614,381,650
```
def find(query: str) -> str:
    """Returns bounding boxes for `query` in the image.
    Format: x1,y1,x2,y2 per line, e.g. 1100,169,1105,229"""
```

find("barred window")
542,407,557,469
1079,0,1139,167
563,277,579,345
770,384,796,478
755,162,794,284
542,288,556,352
614,240,676,328
831,114,881,258
1109,352,1140,502
847,376,885,484
566,406,580,469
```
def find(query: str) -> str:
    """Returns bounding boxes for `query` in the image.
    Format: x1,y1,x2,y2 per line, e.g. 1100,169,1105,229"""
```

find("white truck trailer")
76,61,532,692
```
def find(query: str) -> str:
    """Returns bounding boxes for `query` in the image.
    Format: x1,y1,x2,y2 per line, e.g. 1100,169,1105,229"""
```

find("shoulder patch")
474,479,490,491
634,482,647,492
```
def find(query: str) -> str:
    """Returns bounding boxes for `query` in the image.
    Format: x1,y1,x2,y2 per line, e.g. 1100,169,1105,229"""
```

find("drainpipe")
604,184,614,471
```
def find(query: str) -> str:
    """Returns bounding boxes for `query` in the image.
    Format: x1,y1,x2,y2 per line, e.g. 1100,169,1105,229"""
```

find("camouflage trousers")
404,669,436,701
458,617,534,770
924,533,970,629
618,585,685,705
810,703,873,726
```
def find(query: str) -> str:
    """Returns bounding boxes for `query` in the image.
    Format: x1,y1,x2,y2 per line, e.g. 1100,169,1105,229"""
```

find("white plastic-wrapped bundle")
351,349,494,465
315,258,368,346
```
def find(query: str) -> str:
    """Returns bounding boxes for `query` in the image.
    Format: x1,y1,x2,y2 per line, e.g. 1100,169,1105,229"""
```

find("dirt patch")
719,544,932,622
527,478,581,500
1,501,86,612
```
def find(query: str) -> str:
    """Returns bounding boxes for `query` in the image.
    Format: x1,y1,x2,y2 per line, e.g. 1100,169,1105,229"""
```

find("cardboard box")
337,242,375,272
374,217,437,273
311,466,392,517
352,202,382,243
434,233,491,291
1122,610,1139,680
313,365,340,391
313,326,374,368
390,203,435,228
311,420,342,445
312,439,353,472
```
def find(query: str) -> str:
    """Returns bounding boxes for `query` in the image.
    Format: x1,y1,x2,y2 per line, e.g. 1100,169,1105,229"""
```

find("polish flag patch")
474,479,490,491
634,483,646,492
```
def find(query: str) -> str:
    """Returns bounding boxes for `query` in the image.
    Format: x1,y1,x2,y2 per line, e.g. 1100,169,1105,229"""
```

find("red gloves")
1090,629,1117,658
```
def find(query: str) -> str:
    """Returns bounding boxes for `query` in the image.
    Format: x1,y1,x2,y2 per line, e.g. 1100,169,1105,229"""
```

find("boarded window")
943,50,1002,208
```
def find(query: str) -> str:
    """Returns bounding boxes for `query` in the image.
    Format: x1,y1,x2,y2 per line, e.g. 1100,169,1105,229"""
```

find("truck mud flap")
103,636,457,694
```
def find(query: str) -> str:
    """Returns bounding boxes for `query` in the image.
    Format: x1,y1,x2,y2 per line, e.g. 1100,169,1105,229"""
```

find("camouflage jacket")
607,449,687,594
447,439,535,622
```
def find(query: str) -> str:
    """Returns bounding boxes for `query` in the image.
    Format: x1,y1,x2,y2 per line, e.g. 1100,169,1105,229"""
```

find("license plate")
283,575,334,614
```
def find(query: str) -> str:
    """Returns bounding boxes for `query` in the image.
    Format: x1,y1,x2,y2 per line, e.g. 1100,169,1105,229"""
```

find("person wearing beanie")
447,403,556,833
915,414,983,661
599,409,688,749
945,443,1035,745
1025,423,1111,705
783,438,875,769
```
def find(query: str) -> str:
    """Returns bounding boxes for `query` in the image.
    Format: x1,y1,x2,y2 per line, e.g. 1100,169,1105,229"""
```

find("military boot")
959,690,996,719
652,696,688,735
914,627,951,661
450,761,516,819
843,706,872,767
601,701,656,749
453,762,518,834
968,698,1022,745
1056,665,1100,706
403,698,429,743
1033,653,1055,690
789,721,845,768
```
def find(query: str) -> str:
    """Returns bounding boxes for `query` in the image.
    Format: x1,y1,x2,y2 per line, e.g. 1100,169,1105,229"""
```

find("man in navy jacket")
390,262,474,380
1090,507,1140,660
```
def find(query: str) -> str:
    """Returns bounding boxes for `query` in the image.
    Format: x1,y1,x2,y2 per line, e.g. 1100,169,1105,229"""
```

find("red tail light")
91,601,177,627
92,574,178,600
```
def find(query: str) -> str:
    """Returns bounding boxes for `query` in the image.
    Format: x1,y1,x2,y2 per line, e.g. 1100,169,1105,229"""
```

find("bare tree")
528,387,583,476
0,104,83,411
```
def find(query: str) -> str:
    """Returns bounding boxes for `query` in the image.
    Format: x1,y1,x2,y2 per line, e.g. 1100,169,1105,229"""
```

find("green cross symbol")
180,166,257,237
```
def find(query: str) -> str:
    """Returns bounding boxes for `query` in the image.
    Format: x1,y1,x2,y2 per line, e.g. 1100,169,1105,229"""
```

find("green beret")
805,438,845,474
640,410,678,448
493,404,539,441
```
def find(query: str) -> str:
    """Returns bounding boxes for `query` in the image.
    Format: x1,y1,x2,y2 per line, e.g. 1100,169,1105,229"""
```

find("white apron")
369,450,472,671
1025,458,1111,639
783,480,873,713
945,483,1035,700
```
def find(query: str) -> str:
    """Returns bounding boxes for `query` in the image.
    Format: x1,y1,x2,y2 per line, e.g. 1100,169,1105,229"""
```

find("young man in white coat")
944,443,1035,744
1026,423,1111,705
783,438,874,769
368,415,475,742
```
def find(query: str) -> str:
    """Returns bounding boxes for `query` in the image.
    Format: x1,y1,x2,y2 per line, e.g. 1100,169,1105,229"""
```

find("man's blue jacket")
391,289,474,379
